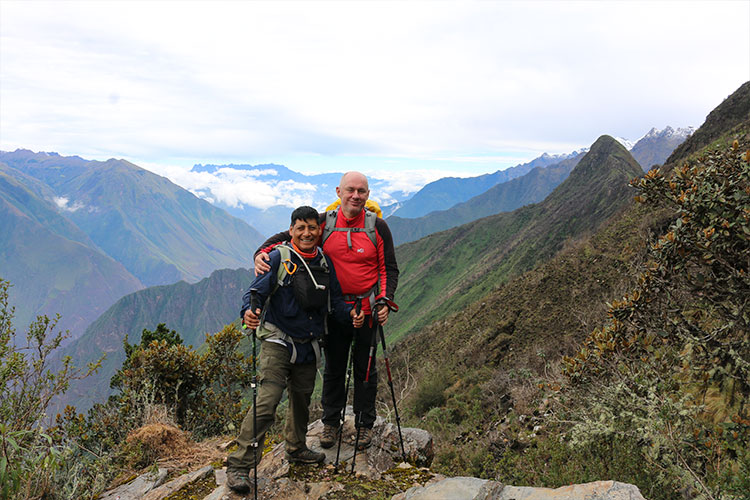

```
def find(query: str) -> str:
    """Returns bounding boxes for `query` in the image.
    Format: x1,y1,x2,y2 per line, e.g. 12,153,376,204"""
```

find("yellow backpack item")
325,198,382,218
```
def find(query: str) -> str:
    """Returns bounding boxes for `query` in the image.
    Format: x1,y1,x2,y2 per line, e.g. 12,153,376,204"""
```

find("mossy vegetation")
287,463,434,500
163,474,217,500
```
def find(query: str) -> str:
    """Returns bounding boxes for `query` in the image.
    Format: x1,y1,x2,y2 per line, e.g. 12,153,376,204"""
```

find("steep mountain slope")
0,151,264,286
389,136,644,341
391,152,581,219
0,164,143,339
0,162,96,249
629,126,693,170
667,80,750,163
387,153,583,246
57,267,253,412
387,81,750,498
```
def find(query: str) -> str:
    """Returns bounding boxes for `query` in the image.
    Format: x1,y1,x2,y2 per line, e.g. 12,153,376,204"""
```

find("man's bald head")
339,171,369,190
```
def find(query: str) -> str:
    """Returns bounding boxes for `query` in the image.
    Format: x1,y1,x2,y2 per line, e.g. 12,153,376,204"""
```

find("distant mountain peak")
641,126,695,141
615,137,636,150
539,150,587,162
591,134,627,151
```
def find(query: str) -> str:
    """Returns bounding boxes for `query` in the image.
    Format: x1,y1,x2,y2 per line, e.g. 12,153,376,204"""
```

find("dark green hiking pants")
227,340,317,469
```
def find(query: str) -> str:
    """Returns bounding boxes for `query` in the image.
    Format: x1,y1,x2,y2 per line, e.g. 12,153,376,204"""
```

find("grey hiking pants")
227,340,317,469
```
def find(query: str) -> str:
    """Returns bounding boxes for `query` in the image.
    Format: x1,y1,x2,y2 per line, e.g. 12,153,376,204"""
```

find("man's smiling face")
289,217,321,252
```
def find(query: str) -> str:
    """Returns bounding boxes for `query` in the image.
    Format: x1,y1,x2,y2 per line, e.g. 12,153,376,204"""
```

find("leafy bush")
47,322,254,498
112,325,203,426
187,323,254,437
563,137,750,498
0,278,99,499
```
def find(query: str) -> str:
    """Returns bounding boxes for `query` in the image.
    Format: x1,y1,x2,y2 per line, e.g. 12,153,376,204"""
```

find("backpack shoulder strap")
363,210,377,247
321,209,339,246
259,245,291,330
275,245,291,288
321,208,377,248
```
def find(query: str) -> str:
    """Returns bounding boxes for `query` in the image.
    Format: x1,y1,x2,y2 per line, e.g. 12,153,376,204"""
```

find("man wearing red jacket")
253,171,399,450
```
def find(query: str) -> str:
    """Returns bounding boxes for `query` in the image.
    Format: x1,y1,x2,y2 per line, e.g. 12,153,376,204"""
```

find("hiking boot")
355,427,373,450
226,467,253,494
319,424,340,449
286,447,326,464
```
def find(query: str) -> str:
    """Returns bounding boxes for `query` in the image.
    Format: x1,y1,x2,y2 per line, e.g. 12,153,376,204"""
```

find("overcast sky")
1,0,748,205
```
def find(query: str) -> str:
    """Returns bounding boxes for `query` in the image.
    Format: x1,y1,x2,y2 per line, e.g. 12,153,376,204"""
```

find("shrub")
563,137,750,498
0,278,99,499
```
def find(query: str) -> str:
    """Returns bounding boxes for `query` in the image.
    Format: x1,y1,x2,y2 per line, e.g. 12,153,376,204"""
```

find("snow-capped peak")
615,137,636,150
639,126,695,142
541,148,589,161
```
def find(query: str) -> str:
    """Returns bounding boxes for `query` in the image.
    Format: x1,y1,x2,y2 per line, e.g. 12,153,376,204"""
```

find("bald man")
252,172,399,451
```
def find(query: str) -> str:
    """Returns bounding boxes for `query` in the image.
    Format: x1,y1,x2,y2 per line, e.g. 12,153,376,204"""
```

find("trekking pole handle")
376,298,399,313
385,298,399,312
250,290,262,316
355,298,362,316
242,290,263,331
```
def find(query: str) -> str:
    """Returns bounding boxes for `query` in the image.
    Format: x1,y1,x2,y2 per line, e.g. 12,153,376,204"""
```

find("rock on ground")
97,468,168,500
97,414,647,500
398,479,647,500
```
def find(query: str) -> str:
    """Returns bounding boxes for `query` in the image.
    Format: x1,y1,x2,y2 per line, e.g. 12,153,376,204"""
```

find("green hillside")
57,267,253,412
387,153,582,246
0,164,143,337
0,151,265,286
667,81,750,163
387,81,750,499
388,135,644,342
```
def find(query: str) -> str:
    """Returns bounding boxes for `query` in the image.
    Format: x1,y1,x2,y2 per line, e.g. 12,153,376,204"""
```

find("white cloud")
1,0,748,173
52,196,86,212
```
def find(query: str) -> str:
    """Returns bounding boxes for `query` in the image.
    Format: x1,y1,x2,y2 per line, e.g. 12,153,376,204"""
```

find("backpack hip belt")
257,321,322,367
342,283,379,314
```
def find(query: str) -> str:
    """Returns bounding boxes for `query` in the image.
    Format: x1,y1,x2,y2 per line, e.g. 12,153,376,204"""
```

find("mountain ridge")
388,135,644,341
386,81,750,497
0,150,265,286
386,153,584,246
56,267,253,412
389,150,583,219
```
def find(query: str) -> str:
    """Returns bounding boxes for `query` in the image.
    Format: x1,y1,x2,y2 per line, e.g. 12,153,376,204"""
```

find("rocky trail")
100,408,646,500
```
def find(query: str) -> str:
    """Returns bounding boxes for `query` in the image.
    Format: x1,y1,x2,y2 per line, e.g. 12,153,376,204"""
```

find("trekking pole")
334,299,360,472
351,320,378,473
376,299,406,463
242,291,262,500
